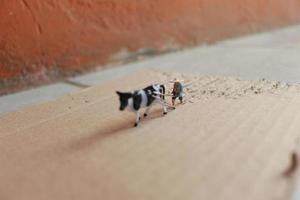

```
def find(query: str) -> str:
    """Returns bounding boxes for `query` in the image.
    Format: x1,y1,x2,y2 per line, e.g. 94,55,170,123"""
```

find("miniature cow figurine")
116,84,168,127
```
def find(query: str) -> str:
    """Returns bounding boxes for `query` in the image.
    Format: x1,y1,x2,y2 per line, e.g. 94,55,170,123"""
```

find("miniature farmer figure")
171,78,184,106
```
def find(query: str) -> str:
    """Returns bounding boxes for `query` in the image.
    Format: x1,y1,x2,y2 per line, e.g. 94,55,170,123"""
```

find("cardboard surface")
0,70,299,200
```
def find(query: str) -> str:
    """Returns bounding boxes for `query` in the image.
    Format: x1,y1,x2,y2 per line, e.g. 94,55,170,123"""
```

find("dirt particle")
283,152,299,178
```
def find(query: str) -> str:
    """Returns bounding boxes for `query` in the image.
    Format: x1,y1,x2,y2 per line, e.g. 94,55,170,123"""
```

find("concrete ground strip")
2,24,300,115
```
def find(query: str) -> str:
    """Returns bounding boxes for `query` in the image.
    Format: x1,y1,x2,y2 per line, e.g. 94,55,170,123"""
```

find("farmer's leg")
179,96,183,104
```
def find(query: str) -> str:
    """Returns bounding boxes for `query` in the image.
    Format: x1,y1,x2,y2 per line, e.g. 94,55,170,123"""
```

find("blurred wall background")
1,0,300,94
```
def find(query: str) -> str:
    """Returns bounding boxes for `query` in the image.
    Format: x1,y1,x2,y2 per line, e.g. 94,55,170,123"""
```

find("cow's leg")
144,104,153,118
155,98,168,115
134,111,141,127
163,104,167,115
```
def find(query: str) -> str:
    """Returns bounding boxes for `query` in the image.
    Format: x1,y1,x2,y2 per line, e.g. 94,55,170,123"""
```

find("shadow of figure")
68,119,133,153
67,107,173,153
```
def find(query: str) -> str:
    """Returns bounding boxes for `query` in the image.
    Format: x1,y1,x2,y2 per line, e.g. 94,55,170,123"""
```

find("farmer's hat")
170,78,184,83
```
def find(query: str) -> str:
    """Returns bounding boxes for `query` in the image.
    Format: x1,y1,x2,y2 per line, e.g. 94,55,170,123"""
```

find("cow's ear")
116,91,122,96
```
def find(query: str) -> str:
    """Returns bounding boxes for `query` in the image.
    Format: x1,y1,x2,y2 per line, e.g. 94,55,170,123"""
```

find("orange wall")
1,0,300,85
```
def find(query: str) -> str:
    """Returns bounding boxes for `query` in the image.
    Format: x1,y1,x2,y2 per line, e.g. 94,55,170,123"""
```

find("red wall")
1,0,300,91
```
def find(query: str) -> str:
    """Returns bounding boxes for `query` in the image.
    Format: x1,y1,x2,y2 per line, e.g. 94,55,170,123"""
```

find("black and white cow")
116,84,168,127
